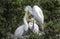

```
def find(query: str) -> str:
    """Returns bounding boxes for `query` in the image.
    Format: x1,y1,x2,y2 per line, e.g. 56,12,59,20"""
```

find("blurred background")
0,0,60,39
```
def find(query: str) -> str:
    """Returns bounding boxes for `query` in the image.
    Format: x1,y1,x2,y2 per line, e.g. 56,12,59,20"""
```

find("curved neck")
23,16,28,26
23,16,28,31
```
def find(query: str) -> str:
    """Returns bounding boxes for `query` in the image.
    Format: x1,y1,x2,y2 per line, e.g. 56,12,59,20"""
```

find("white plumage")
25,5,44,30
25,5,44,25
33,5,44,24
14,5,44,38
32,5,44,31
14,17,28,39
28,18,44,36
28,18,39,34
25,5,32,14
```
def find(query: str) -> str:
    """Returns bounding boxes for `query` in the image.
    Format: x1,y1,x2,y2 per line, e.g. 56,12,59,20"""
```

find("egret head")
25,5,32,15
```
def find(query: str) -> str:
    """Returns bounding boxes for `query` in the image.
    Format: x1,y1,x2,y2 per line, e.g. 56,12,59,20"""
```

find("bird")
25,5,40,34
14,16,29,39
32,5,44,31
28,17,44,36
14,5,44,39
33,5,44,24
25,5,44,33
25,5,44,31
14,5,32,39
25,5,44,25
28,18,40,34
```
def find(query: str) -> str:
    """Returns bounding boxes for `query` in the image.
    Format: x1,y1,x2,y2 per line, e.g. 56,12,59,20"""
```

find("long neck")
23,15,29,31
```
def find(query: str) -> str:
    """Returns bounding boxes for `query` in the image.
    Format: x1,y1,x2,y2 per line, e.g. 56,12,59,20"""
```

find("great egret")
25,5,39,34
28,17,44,36
33,5,44,24
25,5,44,24
14,5,44,39
25,5,44,34
25,5,44,31
33,5,44,31
14,6,32,39
14,16,29,39
28,18,39,34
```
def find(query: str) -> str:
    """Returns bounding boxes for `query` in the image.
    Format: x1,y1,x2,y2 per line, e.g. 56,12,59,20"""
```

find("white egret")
33,5,44,24
28,18,44,36
32,5,44,31
25,5,44,25
14,16,29,39
14,5,44,39
25,5,44,31
25,5,40,34
28,18,39,34
25,5,44,33
14,5,32,39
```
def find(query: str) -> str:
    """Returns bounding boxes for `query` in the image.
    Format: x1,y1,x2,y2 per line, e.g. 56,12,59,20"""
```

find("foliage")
0,0,60,39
